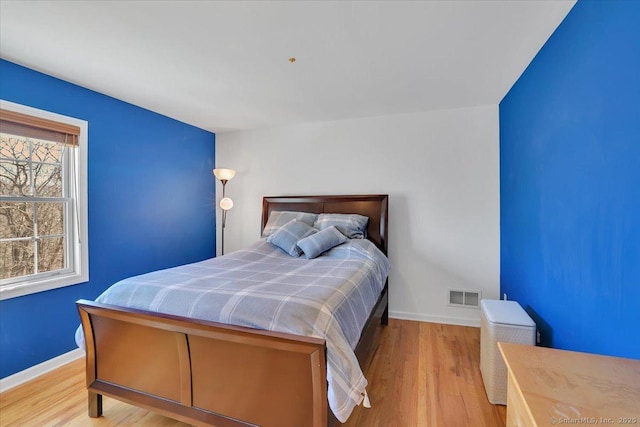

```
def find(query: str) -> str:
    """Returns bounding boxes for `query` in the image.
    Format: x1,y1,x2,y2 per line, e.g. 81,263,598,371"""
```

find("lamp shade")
220,197,234,210
213,168,236,181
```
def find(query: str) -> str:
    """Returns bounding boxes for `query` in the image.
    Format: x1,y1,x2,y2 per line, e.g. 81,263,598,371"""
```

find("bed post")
381,279,389,325
88,391,102,417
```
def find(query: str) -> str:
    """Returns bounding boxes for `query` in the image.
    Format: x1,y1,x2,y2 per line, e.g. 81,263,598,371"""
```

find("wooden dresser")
498,342,640,427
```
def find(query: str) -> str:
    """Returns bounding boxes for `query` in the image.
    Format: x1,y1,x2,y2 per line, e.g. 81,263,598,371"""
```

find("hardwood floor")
0,320,505,427
344,320,506,427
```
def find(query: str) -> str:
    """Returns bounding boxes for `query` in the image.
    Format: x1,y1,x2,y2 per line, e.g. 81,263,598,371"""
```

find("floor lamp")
213,168,235,255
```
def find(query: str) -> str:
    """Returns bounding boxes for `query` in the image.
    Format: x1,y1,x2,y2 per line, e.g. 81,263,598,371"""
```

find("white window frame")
0,100,88,300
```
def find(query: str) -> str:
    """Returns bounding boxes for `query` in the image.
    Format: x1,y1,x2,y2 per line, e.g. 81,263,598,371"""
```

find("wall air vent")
448,289,481,309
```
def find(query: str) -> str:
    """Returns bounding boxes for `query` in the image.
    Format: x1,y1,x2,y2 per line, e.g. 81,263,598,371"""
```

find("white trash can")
480,299,536,405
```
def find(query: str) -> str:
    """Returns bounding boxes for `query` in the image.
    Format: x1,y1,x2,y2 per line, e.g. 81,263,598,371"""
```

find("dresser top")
499,342,640,425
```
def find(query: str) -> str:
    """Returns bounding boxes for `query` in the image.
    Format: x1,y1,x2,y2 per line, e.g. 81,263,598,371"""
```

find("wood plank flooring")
0,320,505,427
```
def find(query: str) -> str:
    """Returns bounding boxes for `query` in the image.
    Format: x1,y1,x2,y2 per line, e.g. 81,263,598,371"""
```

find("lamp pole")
220,179,227,255
213,168,235,257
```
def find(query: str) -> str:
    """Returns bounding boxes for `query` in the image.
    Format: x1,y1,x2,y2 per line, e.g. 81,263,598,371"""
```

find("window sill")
0,272,88,300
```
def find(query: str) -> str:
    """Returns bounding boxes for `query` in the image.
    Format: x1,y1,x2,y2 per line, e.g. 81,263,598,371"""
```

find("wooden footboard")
77,299,328,427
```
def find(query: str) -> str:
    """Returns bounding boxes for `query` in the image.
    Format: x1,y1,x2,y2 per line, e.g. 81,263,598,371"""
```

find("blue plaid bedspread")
75,238,390,422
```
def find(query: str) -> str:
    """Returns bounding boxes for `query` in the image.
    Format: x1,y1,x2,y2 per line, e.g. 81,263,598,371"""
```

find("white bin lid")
480,299,535,327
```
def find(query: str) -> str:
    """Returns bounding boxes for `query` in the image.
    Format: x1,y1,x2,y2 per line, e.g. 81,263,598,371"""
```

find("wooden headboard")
262,194,389,255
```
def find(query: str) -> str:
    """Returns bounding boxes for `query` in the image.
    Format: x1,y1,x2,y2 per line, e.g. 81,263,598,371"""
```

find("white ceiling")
0,1,575,134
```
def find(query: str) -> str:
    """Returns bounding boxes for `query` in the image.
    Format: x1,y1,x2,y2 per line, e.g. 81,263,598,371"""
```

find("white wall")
216,105,499,326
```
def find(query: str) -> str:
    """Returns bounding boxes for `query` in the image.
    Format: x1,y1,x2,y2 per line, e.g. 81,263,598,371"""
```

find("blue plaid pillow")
297,226,348,259
267,219,317,257
314,213,369,239
262,211,318,238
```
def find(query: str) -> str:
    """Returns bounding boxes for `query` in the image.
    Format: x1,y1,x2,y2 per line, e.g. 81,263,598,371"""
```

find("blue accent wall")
500,0,640,358
0,60,216,377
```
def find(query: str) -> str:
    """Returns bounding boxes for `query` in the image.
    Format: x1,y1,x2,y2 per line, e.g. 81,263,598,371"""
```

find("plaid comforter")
75,238,390,422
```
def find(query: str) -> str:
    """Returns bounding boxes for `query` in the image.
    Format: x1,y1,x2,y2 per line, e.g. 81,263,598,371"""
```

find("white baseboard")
0,348,85,393
390,310,480,328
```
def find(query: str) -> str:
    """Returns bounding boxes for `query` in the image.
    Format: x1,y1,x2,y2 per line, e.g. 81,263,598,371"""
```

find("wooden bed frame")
76,194,389,427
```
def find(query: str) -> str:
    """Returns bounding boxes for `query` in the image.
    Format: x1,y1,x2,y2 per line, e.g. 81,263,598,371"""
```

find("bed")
76,194,389,427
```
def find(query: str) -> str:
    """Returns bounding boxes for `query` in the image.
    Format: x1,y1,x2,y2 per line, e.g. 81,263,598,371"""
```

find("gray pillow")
262,210,318,238
297,226,348,259
267,219,317,257
314,213,369,239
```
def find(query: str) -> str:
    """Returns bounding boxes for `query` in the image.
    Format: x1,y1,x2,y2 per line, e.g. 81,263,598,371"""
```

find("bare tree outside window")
1,134,67,279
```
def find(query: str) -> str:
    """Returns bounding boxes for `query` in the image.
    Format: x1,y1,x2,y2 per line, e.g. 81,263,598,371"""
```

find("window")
0,100,88,300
